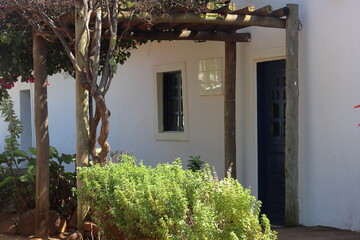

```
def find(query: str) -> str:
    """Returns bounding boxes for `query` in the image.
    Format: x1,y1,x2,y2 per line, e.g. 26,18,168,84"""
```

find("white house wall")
239,0,360,231
107,41,226,174
2,0,360,232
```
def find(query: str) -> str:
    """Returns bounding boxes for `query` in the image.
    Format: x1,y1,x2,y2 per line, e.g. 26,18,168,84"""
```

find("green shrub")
187,155,205,171
78,155,277,240
0,94,76,217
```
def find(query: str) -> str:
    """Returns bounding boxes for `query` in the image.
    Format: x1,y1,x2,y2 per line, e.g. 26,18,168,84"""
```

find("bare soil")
2,226,360,240
0,234,62,240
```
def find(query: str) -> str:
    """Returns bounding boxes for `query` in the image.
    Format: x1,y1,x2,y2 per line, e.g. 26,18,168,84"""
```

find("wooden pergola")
110,3,299,226
31,2,299,234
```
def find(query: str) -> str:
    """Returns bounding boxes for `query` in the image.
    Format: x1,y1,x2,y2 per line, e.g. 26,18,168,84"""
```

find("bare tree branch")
90,7,102,92
99,0,118,93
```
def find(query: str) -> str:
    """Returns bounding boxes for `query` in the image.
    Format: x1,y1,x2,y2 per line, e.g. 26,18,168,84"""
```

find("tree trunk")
94,95,110,166
75,3,90,233
33,33,50,238
89,106,100,164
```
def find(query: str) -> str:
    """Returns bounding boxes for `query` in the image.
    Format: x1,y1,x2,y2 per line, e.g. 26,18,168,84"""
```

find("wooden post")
285,4,299,227
75,2,89,233
33,33,50,238
224,41,236,178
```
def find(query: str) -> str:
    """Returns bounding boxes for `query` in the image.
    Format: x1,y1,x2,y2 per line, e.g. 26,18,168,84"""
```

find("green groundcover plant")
78,156,277,240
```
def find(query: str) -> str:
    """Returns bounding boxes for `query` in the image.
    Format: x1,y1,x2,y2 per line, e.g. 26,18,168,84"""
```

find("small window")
155,63,188,141
163,71,184,132
198,57,223,95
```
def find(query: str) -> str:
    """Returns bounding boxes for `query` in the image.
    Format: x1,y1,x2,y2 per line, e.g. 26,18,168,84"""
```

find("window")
163,71,184,131
155,63,188,141
198,57,223,95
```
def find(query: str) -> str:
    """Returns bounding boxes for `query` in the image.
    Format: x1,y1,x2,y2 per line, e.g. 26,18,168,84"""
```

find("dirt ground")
0,234,62,240
1,226,360,240
276,226,360,240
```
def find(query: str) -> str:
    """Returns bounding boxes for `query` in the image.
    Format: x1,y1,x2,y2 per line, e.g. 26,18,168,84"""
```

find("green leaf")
19,174,29,183
12,150,28,158
110,37,116,47
27,158,36,168
28,164,36,176
49,146,59,159
50,160,60,169
127,1,135,8
61,154,75,165
17,158,27,165
0,176,17,187
0,35,12,45
109,57,116,66
29,147,36,155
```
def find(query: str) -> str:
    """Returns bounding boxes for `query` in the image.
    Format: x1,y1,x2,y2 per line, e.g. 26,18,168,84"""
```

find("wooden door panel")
257,59,286,226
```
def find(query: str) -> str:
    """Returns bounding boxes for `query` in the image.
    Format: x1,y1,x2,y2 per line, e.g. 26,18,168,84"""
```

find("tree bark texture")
75,3,90,233
33,33,50,238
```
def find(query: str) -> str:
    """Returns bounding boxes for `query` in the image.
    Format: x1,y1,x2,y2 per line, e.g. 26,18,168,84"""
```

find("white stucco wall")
2,0,360,232
240,0,360,231
107,41,226,174
0,75,76,171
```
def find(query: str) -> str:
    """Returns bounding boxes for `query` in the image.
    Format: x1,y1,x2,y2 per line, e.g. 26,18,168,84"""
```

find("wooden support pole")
75,3,90,233
285,3,299,227
33,33,50,238
224,41,236,178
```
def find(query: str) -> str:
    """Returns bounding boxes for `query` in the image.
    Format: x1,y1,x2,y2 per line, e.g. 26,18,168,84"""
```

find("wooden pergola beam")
188,24,215,31
117,12,286,29
251,5,273,16
230,5,255,15
120,30,251,42
173,23,197,31
169,6,189,13
212,3,237,14
285,3,299,227
270,7,290,18
152,23,172,31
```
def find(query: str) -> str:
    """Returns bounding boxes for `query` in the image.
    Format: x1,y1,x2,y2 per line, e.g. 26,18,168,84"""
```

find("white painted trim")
154,62,189,141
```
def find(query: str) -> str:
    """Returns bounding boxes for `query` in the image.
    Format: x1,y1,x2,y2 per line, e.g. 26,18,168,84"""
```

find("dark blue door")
257,59,286,226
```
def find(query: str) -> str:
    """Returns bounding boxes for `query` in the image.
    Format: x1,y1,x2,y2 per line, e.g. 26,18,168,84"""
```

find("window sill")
156,131,188,141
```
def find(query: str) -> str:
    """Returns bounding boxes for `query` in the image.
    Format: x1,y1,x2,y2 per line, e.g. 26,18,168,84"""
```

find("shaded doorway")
257,59,286,225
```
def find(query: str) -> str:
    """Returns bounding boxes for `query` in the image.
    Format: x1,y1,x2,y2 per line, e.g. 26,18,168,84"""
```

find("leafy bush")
0,146,77,218
0,96,76,218
187,155,205,171
78,156,277,240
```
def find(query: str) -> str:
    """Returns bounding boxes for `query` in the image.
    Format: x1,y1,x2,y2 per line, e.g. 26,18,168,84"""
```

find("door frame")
238,47,286,212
